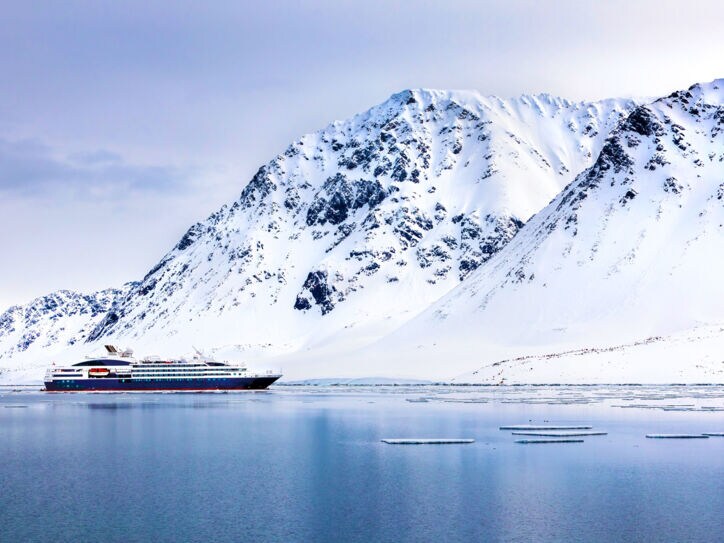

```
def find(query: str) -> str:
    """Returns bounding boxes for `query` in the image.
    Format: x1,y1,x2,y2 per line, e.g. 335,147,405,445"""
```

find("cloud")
0,136,193,199
68,149,124,166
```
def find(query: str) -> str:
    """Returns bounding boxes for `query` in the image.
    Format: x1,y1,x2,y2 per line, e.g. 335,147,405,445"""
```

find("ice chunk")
381,438,475,445
512,431,607,437
645,434,709,439
500,425,592,430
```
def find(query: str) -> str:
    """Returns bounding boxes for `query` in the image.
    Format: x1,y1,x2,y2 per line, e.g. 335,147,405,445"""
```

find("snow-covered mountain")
73,90,635,358
355,79,724,383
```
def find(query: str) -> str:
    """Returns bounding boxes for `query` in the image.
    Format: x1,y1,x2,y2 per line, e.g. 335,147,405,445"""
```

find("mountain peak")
661,77,724,107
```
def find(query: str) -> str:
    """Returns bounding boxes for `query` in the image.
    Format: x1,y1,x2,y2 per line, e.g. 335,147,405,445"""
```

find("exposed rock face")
294,271,337,314
306,174,386,227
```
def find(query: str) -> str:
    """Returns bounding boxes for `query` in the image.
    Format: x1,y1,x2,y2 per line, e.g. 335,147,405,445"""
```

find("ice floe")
645,434,709,439
511,431,607,437
515,439,584,444
500,425,593,430
381,438,475,445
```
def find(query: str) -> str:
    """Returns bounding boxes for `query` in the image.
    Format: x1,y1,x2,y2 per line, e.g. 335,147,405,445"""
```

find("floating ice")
499,425,593,430
645,434,709,439
381,439,475,445
512,431,607,437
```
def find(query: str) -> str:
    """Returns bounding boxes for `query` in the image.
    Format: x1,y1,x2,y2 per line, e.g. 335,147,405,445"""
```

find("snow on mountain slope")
0,285,133,380
449,325,724,384
75,89,636,360
355,79,724,383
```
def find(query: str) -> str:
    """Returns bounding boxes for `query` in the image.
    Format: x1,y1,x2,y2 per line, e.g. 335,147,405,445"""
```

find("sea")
1,385,723,542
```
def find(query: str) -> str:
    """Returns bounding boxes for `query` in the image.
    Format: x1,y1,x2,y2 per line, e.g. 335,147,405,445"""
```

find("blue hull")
45,376,279,392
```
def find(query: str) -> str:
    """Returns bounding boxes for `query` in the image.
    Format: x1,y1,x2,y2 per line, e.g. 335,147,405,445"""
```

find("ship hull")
44,376,280,392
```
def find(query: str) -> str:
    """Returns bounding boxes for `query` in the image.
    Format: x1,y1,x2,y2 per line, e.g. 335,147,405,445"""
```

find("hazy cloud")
0,137,192,199
67,149,124,166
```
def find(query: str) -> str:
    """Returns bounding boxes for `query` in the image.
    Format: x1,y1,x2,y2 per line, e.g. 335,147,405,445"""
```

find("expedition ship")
44,345,281,392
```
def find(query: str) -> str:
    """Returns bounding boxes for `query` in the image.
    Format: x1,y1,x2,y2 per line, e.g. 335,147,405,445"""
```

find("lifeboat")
88,368,110,377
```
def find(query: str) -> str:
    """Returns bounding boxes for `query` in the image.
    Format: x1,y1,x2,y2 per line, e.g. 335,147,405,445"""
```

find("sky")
1,0,722,309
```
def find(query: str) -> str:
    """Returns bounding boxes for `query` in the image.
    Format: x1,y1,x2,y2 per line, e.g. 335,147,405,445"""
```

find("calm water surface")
1,386,723,542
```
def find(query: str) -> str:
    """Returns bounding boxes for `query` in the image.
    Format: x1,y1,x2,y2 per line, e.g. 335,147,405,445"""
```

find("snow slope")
353,80,724,383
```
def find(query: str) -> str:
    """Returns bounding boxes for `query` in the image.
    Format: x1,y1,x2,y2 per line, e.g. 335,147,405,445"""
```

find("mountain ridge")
346,78,724,382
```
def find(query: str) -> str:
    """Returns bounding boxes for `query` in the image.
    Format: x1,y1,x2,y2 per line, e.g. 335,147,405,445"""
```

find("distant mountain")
367,79,724,383
0,285,133,376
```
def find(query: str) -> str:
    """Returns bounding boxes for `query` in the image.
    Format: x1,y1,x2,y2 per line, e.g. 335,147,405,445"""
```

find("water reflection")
0,387,722,542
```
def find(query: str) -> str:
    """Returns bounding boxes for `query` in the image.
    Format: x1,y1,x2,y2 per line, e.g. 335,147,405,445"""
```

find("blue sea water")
1,386,723,542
